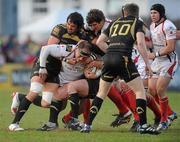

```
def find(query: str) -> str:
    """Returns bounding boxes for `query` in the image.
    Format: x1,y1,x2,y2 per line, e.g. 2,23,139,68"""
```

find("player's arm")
47,36,60,45
84,60,103,79
156,39,176,57
96,21,112,53
96,33,109,53
47,24,64,44
39,44,68,68
136,32,150,66
136,32,152,77
154,24,176,57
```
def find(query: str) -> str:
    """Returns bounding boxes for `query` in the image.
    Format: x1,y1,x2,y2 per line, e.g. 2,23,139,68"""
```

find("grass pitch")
0,88,180,142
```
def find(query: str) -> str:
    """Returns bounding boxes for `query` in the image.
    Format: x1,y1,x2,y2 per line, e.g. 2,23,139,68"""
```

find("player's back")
104,16,144,54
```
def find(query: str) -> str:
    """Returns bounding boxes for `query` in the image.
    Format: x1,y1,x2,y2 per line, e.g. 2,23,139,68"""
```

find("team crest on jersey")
169,27,173,34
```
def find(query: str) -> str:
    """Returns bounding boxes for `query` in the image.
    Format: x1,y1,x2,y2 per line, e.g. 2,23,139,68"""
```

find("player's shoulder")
105,18,112,24
163,19,176,30
51,23,67,36
53,24,66,31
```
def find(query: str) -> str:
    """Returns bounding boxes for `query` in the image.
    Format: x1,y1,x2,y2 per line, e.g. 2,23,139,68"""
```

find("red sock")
159,97,169,122
63,111,72,122
154,94,173,116
107,85,129,114
146,95,161,119
82,99,91,124
167,104,173,116
120,82,139,122
154,94,160,104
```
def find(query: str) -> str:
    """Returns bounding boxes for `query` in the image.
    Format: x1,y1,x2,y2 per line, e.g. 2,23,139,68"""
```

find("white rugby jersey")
59,58,85,85
150,19,176,53
40,43,98,85
59,52,99,85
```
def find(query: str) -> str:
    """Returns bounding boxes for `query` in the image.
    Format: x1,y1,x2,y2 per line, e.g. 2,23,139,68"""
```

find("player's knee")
67,84,77,94
30,82,43,94
156,87,165,97
148,87,156,96
41,91,53,107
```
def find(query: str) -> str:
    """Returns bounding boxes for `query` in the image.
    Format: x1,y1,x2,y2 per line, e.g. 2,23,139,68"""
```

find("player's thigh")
54,84,68,100
68,79,89,97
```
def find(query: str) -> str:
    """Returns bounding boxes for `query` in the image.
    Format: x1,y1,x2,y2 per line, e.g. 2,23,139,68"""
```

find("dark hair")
86,9,105,25
78,40,92,50
122,3,139,18
150,3,165,18
67,12,84,29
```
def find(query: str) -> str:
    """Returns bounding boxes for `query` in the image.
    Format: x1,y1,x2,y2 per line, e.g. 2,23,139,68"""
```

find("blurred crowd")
0,35,41,66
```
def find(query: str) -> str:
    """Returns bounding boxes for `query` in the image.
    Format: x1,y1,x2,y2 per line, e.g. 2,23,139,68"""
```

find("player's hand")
148,52,156,60
39,67,47,80
85,71,97,79
66,58,77,65
87,60,103,69
145,65,153,78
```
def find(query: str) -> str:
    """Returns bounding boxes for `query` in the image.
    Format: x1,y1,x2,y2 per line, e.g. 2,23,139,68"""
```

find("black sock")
18,93,26,102
136,99,147,125
88,96,103,125
12,97,32,123
18,93,42,107
69,93,79,119
32,96,42,107
49,100,63,124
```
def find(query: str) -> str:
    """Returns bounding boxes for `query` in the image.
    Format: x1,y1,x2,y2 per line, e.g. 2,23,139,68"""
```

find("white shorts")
137,63,148,80
136,55,152,80
151,54,178,78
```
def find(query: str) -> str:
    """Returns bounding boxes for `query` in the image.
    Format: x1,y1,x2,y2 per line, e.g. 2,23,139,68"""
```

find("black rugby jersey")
51,24,104,55
51,24,92,44
103,16,145,55
39,24,92,75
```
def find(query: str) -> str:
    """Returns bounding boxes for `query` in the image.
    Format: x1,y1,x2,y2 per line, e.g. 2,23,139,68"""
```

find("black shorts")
30,62,60,84
86,78,100,99
101,52,139,82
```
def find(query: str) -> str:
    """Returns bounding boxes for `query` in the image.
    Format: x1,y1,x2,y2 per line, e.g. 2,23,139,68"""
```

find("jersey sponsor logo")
52,27,60,36
109,42,125,47
131,72,139,76
103,75,114,79
62,34,81,42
